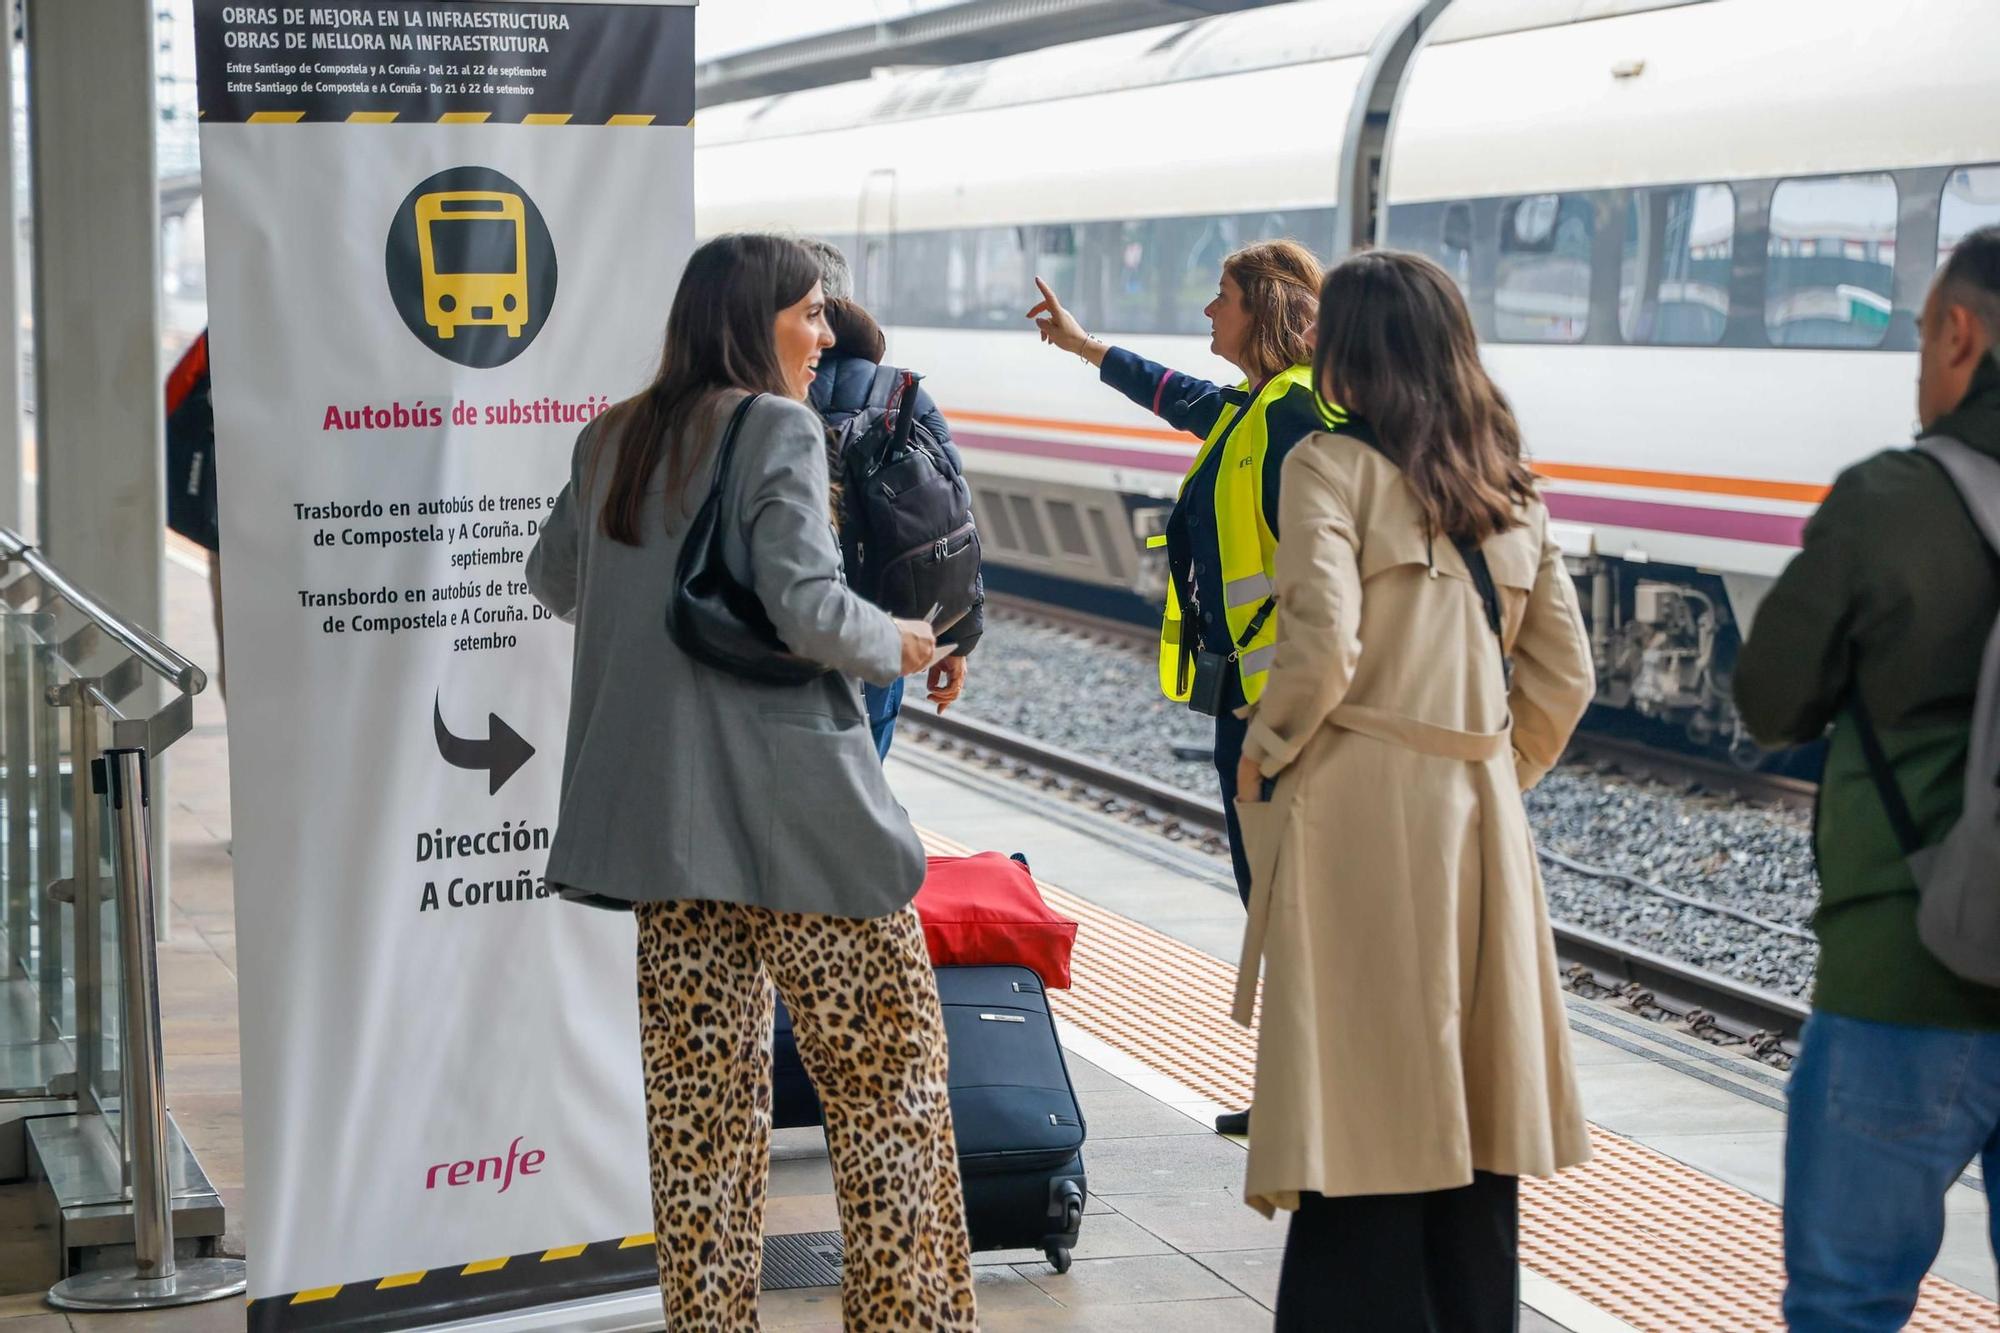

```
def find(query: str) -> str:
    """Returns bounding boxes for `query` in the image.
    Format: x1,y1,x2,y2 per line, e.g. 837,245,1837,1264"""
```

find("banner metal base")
46,1256,248,1310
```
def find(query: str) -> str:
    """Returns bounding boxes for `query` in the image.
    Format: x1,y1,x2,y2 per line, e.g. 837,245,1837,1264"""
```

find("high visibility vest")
1154,364,1334,707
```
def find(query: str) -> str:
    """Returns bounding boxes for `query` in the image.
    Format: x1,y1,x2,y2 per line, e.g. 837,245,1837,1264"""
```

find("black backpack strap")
1848,689,1924,857
1452,536,1505,639
864,363,900,413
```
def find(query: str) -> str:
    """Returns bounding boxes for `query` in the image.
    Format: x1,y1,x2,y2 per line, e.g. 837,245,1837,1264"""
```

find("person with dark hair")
1736,224,2000,1331
1027,239,1325,1137
802,238,981,758
1230,248,1594,1329
526,233,977,1331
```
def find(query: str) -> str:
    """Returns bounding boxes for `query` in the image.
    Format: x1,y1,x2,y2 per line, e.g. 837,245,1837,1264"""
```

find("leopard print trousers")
634,899,979,1331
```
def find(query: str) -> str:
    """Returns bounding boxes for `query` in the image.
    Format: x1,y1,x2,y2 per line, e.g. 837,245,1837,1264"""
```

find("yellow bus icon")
414,190,530,340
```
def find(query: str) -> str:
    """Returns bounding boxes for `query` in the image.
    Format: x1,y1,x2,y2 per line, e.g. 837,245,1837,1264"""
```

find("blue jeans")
864,676,904,761
1784,1012,2000,1331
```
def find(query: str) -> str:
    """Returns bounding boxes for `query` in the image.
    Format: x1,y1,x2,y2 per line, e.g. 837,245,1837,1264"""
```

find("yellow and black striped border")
239,111,688,126
246,1232,659,1332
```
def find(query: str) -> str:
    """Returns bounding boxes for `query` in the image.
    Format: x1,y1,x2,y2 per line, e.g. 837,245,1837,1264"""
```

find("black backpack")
826,367,980,630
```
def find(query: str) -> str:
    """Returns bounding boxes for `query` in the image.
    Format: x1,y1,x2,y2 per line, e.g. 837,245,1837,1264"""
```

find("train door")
1338,0,1456,255
857,169,896,320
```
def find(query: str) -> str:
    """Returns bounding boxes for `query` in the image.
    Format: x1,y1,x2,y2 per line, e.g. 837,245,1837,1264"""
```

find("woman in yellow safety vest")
1028,239,1329,1136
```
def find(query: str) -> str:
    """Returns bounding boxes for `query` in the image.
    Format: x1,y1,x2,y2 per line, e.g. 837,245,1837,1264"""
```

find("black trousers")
1275,1173,1520,1332
1211,708,1253,907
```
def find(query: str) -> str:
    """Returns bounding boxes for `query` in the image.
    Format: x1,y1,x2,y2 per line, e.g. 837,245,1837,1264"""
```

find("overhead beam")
697,0,1291,107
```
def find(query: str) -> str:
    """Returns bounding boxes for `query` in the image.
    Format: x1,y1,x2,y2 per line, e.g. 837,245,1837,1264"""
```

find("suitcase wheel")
1041,1184,1084,1273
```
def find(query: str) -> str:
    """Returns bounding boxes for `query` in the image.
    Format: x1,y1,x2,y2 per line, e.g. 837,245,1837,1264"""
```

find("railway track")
1563,731,1819,812
905,705,1810,1058
984,594,1821,811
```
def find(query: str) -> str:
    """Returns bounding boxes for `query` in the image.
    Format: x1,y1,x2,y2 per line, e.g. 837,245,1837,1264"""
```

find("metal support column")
23,0,171,930
0,9,23,537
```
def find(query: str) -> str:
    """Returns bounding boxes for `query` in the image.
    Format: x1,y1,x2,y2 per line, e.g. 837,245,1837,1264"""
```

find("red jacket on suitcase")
913,853,1077,989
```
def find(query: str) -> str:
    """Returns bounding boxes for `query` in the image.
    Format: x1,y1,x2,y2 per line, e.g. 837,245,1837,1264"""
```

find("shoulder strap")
703,393,761,504
1452,536,1505,640
1849,688,1924,857
1917,435,2000,556
864,363,900,414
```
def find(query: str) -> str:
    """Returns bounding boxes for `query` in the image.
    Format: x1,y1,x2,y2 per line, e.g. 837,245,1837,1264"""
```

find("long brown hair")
1222,239,1322,380
1313,249,1536,544
591,234,821,545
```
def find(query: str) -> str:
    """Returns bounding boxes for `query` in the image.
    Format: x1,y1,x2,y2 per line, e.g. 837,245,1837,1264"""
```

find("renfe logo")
427,1136,545,1194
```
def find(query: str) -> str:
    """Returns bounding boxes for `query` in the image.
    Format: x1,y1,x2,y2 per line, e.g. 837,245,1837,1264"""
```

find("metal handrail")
1,530,206,694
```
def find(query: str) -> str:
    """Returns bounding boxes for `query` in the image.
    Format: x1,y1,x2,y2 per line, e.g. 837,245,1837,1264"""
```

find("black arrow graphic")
433,693,536,795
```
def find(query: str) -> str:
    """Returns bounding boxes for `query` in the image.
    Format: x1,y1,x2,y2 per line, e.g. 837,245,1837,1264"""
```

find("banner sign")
192,2,694,1323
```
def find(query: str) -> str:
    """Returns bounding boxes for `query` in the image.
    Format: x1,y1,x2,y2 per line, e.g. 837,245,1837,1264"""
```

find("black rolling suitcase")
935,964,1087,1272
769,966,1088,1271
771,994,824,1130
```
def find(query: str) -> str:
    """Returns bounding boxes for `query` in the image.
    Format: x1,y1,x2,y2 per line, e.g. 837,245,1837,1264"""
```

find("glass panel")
1939,165,2000,268
1495,193,1594,342
891,230,951,328
1089,220,1166,334
1621,183,1734,346
1765,173,1897,348
1159,215,1239,336
35,639,73,1050
1441,203,1474,298
944,226,1033,329
1037,225,1082,325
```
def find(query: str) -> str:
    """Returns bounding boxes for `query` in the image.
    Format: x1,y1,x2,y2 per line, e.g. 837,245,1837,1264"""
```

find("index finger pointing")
1034,276,1058,307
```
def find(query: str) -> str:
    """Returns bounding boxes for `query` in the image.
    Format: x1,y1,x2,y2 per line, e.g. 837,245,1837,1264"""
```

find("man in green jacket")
1736,225,2000,1331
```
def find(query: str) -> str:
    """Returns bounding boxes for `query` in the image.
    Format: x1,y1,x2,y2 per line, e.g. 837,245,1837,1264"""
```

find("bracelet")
1076,337,1100,365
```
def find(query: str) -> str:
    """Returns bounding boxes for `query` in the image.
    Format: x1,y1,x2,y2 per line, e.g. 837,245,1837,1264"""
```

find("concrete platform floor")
0,549,1591,1331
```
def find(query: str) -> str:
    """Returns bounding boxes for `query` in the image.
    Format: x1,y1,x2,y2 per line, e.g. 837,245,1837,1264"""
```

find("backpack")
825,366,980,629
1851,435,2000,987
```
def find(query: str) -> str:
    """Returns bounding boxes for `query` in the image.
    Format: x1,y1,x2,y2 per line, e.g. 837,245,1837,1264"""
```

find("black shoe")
1214,1108,1250,1136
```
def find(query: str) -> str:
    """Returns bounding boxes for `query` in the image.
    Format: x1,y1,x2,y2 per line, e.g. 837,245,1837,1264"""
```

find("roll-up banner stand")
191,3,693,1325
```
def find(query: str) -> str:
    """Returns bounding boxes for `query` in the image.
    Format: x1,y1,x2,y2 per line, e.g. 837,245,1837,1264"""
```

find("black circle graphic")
385,166,557,369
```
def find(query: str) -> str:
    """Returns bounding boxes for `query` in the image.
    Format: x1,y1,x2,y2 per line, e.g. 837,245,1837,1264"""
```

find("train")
694,0,2000,761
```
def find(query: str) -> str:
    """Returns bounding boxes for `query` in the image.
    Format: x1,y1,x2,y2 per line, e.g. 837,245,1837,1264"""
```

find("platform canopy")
696,0,1293,106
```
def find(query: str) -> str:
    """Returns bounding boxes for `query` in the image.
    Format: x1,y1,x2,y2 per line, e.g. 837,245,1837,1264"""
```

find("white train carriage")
695,0,2000,756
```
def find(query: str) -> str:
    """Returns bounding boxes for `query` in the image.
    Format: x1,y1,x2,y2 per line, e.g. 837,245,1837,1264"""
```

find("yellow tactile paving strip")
918,829,1999,1331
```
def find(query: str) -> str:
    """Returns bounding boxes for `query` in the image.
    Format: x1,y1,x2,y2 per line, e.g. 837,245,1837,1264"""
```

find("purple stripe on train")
954,430,1810,549
1542,493,1806,549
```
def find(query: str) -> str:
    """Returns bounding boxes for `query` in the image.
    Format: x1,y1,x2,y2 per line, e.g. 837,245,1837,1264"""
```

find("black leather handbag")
667,393,831,686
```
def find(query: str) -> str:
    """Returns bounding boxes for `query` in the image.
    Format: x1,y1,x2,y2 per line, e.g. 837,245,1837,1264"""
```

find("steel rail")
907,705,1810,1043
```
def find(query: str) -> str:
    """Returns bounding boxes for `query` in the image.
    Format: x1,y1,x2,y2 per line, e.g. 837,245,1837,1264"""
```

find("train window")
1089,220,1166,334
1441,203,1473,298
1764,173,1897,349
1038,225,1081,316
1939,165,2000,268
944,227,1034,328
1495,193,1593,342
891,230,952,327
1620,184,1733,346
1162,215,1240,336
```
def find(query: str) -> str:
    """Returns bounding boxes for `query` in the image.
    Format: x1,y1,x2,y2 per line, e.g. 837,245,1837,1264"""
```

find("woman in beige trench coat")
1231,250,1596,1331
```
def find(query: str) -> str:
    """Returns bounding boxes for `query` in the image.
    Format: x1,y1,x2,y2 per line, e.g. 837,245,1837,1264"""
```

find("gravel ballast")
933,613,1819,999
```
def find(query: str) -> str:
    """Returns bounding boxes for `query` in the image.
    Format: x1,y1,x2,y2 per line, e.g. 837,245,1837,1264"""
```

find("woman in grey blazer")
527,234,977,1331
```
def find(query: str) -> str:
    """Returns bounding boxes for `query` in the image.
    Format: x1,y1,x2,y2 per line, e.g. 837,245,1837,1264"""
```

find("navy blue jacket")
810,352,983,655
